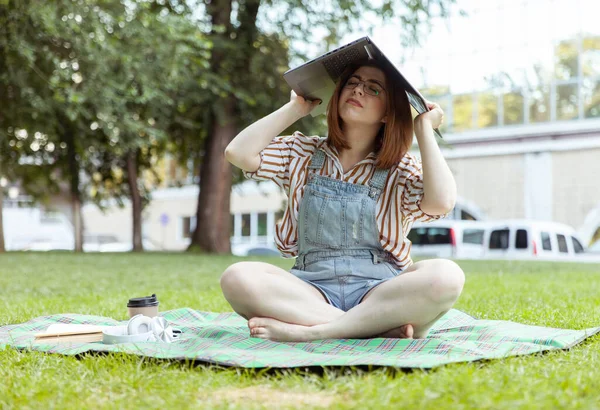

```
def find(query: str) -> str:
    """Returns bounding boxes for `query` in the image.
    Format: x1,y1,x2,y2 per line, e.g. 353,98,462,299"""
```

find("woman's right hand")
287,90,322,118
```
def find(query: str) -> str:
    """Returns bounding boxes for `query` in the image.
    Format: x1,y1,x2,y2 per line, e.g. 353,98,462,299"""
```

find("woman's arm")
225,92,321,172
413,102,457,216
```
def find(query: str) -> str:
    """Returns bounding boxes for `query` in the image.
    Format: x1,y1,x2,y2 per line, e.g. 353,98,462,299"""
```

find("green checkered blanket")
1,308,598,368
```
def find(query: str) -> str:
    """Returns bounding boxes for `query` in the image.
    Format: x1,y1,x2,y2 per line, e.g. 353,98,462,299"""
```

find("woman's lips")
346,98,363,108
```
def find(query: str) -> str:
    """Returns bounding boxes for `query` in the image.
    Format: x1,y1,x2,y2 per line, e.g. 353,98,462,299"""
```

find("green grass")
1,253,600,409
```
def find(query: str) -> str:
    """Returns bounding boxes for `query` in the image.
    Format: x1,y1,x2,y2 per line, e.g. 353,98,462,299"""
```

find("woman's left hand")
415,101,444,130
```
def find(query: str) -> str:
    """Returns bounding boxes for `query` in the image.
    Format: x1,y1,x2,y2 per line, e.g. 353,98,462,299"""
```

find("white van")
483,219,585,260
3,208,74,251
408,220,489,259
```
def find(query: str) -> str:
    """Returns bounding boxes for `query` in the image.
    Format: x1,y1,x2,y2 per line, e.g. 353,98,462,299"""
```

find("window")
571,237,584,254
557,234,568,253
181,216,196,239
515,229,528,249
554,39,578,81
582,36,600,118
541,232,552,251
257,213,267,236
452,94,474,131
461,210,476,221
503,91,525,125
230,214,235,236
556,83,579,121
582,30,600,69
408,228,452,245
582,78,600,119
489,229,509,250
241,213,251,237
529,86,551,123
463,229,484,245
477,92,498,128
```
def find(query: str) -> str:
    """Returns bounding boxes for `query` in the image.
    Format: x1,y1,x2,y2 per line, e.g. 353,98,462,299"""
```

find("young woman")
222,60,464,342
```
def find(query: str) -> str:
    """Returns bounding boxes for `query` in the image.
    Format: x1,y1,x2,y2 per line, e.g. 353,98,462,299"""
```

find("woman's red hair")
325,60,414,169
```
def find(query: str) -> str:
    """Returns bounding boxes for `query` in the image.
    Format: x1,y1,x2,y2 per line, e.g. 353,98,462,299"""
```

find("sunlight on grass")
1,253,599,408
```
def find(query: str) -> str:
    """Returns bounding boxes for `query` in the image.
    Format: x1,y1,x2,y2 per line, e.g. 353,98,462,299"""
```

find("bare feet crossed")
248,317,414,342
248,317,311,342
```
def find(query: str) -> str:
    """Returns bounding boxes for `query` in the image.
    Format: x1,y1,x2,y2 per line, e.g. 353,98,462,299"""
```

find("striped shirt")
243,131,445,270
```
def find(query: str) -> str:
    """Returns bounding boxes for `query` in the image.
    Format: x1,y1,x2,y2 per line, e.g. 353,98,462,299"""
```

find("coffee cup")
127,294,159,318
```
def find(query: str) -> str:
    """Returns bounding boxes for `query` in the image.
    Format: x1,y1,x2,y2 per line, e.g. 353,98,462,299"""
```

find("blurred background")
0,0,598,260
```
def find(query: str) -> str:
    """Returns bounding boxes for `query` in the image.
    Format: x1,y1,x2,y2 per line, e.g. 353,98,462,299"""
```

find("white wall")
524,152,553,221
82,181,286,251
446,154,525,219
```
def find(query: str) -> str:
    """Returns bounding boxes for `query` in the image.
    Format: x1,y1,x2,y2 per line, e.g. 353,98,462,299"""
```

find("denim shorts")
291,250,403,312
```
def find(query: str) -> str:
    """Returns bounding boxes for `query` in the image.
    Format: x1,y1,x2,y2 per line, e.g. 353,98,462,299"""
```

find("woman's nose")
353,84,364,96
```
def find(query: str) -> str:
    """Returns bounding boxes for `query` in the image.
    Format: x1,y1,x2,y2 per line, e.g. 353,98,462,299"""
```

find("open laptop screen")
284,37,442,137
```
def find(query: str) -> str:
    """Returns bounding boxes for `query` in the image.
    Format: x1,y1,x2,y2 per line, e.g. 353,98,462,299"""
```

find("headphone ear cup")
127,314,153,335
151,317,174,342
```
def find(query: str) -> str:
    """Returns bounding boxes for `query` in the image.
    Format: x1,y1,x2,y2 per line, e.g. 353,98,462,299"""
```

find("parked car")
20,238,74,252
231,243,281,257
408,220,489,259
482,219,586,260
4,208,74,251
83,234,158,252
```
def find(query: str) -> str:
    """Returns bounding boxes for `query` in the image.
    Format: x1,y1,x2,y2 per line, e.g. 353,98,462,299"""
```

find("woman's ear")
381,116,387,123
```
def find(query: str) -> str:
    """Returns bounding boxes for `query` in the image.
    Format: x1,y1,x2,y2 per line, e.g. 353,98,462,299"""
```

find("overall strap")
308,148,326,170
368,168,390,191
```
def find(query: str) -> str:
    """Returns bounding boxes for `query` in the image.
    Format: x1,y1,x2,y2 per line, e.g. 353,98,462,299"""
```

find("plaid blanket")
1,308,598,369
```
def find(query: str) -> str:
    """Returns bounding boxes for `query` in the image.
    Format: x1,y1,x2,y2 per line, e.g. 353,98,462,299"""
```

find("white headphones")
102,314,181,345
126,314,178,342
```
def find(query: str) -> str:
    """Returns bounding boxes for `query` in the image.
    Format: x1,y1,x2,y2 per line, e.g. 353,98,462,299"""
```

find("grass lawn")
1,252,600,409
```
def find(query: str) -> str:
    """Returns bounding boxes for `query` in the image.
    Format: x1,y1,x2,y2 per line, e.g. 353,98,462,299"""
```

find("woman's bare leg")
220,261,344,326
248,259,465,342
221,261,414,338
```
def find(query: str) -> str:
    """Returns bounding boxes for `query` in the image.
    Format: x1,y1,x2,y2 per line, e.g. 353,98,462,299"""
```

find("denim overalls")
291,148,403,311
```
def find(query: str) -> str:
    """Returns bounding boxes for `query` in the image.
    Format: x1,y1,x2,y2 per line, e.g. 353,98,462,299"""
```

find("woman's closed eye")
366,83,382,95
345,79,383,96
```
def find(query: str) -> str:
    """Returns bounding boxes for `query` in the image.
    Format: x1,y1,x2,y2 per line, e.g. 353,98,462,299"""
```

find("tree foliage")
1,0,457,253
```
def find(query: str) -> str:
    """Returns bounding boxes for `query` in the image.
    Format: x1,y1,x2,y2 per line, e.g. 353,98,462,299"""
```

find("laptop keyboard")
322,48,363,79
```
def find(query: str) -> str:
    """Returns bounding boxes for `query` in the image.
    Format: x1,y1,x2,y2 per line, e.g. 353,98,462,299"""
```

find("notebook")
34,324,111,343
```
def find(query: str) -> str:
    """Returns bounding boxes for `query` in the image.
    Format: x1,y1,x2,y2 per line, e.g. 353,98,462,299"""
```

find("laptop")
283,36,442,138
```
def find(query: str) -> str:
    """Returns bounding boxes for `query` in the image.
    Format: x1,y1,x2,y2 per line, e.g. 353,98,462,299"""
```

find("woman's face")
338,66,388,126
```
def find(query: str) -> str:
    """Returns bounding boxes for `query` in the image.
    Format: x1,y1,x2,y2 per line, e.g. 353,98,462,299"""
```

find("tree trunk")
189,0,260,253
0,185,5,253
190,97,236,253
127,149,143,252
66,129,83,252
72,197,83,252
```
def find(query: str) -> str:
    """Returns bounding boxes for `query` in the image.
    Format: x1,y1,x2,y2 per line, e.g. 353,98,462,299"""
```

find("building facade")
82,0,600,249
438,120,600,245
8,0,599,250
82,181,287,251
390,0,600,245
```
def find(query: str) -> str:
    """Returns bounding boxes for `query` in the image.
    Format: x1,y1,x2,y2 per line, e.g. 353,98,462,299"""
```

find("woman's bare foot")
377,324,414,339
248,317,313,342
248,318,415,342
